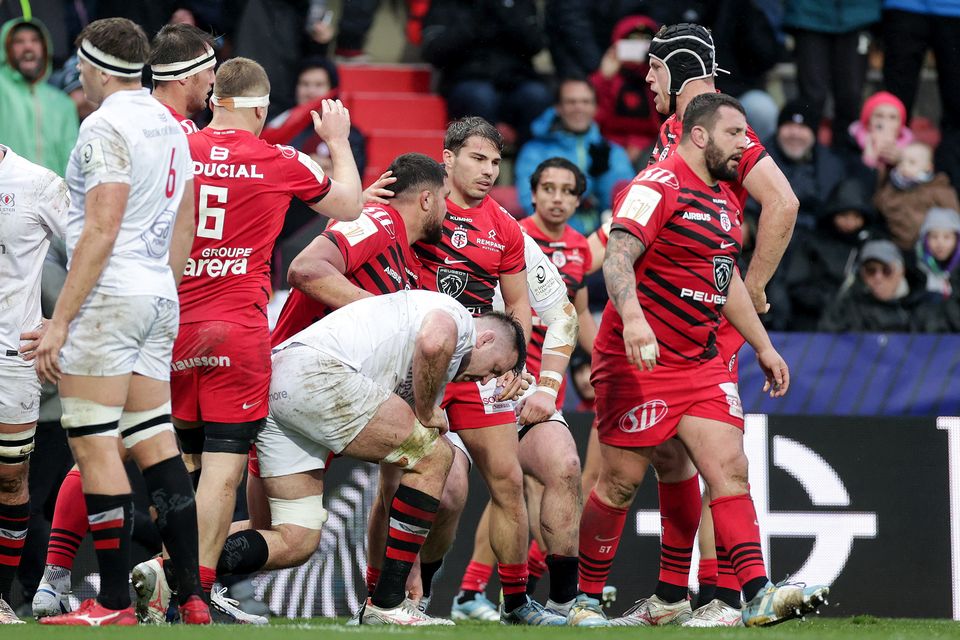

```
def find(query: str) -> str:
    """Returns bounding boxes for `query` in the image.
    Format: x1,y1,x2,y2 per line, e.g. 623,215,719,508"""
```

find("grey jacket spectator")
819,239,939,332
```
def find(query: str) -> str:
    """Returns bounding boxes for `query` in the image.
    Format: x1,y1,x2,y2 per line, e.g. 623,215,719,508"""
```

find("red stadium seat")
366,130,445,169
338,64,433,94
343,92,448,133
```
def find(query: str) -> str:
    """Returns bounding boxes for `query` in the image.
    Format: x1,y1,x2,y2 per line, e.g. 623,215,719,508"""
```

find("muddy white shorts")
0,361,40,424
60,293,179,380
267,344,392,455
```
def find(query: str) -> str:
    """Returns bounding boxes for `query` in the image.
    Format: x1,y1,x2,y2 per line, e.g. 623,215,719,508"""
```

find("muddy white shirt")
276,290,476,404
0,146,69,364
65,88,190,301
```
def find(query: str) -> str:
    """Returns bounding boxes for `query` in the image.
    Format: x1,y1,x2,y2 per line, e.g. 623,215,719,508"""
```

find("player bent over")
261,290,524,624
34,18,209,625
0,146,69,623
567,93,827,628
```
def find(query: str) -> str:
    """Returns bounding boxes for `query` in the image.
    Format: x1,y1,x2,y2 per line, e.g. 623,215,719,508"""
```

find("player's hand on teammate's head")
757,348,789,398
362,170,397,204
311,99,352,143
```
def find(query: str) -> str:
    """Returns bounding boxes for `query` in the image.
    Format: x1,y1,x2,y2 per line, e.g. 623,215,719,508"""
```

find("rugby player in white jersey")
33,18,208,626
257,289,525,625
0,145,69,624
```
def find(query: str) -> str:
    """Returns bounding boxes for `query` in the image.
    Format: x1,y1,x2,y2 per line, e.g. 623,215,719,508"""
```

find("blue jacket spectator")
515,78,634,233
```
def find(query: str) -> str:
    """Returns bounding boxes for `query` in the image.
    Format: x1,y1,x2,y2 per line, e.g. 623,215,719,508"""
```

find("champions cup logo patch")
713,256,734,292
619,400,668,433
437,267,468,298
451,228,468,249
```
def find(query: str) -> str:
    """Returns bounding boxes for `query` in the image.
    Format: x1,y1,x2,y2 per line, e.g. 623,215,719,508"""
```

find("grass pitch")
11,617,960,639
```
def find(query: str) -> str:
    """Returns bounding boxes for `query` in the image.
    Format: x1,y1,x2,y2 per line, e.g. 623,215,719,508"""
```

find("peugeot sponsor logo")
713,255,734,292
618,400,668,433
437,267,468,298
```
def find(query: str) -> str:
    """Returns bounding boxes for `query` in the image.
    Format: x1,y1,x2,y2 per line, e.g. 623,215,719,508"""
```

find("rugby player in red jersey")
412,117,571,626
450,157,599,620
580,23,803,626
148,24,216,135
131,57,362,622
568,93,826,629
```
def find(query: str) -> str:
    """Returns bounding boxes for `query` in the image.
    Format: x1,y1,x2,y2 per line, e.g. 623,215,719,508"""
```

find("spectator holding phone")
589,15,662,165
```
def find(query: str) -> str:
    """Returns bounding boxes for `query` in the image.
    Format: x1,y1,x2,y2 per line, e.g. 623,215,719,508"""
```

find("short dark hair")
444,116,503,155
298,56,339,90
76,18,150,70
148,23,215,77
681,92,745,140
388,153,447,198
481,311,527,376
556,76,595,103
529,157,587,198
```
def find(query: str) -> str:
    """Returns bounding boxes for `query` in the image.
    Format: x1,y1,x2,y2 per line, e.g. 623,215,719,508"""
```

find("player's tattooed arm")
603,229,645,318
604,229,659,370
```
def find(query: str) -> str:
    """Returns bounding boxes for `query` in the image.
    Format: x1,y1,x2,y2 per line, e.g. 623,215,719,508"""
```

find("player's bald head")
214,57,269,100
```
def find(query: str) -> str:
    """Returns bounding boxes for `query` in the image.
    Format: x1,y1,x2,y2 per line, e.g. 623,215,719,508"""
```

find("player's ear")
476,329,495,349
442,148,455,169
420,189,431,211
691,124,708,149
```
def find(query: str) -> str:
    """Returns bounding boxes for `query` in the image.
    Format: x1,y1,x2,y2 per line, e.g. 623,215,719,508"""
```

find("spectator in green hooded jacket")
0,17,78,176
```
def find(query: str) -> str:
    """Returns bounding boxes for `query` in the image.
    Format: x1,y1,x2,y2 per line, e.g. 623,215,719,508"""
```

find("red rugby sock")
577,490,627,598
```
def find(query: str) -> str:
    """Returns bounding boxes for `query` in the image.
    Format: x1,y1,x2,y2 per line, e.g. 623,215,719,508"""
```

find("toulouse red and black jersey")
179,128,331,328
648,112,766,209
519,216,591,377
415,195,525,315
271,204,420,346
595,153,743,367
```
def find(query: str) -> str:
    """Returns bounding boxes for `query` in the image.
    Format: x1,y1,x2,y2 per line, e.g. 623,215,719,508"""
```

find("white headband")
151,47,216,81
211,94,270,109
78,39,143,78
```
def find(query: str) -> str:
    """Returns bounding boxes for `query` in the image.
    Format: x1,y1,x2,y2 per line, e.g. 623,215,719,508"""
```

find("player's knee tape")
0,426,36,464
268,494,328,530
120,402,174,448
61,397,123,438
175,425,205,455
383,420,440,470
203,419,263,454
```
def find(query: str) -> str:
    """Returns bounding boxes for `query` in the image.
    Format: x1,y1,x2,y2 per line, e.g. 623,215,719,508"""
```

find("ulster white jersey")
493,233,567,316
0,146,69,365
65,88,190,301
276,290,476,405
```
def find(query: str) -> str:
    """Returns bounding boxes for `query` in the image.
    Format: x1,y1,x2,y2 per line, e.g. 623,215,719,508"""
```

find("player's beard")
423,214,444,244
704,138,741,182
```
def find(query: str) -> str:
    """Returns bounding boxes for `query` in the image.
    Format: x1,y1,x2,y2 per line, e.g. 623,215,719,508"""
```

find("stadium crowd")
0,0,957,630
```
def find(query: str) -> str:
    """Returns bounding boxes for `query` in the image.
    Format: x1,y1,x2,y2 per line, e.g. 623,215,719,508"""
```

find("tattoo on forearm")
603,230,645,314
